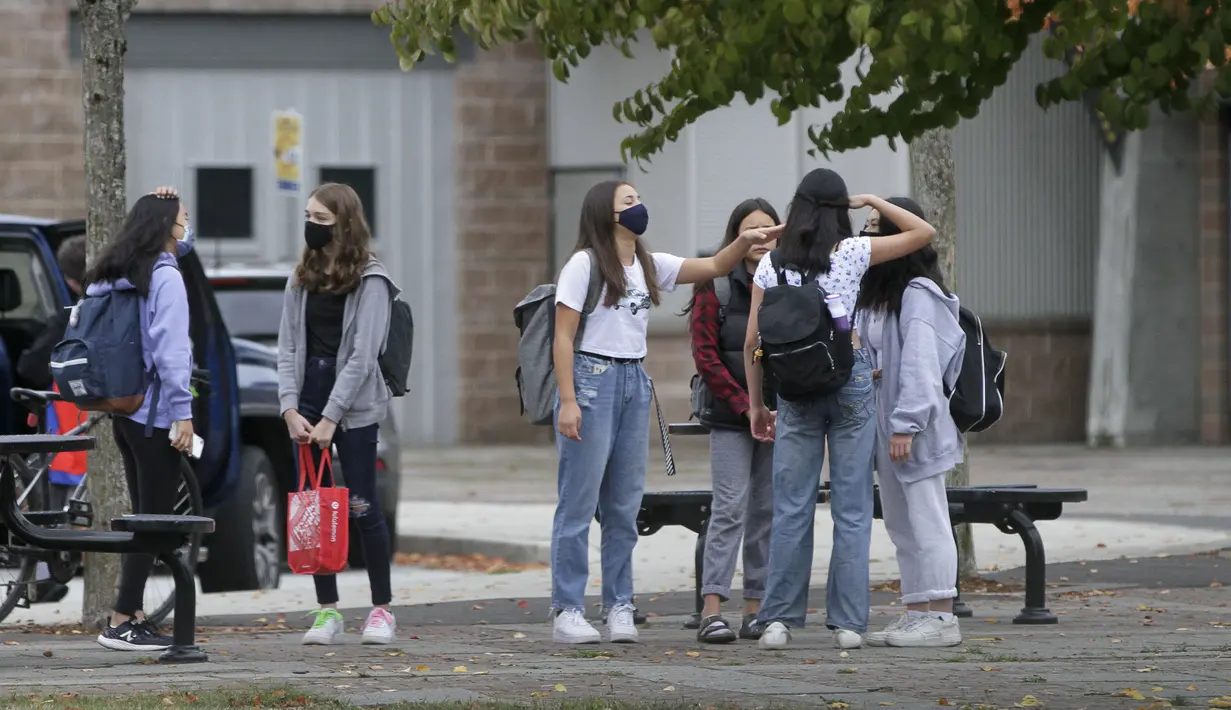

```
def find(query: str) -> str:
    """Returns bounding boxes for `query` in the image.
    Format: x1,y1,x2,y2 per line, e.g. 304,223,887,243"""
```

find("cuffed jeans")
551,354,651,612
701,428,773,602
758,349,876,632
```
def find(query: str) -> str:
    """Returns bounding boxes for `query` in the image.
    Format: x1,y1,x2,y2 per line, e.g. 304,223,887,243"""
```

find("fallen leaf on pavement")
517,600,528,607
664,649,676,655
416,665,429,671
1186,685,1198,691
1211,698,1231,709
879,704,895,707
839,651,850,658
826,703,849,709
937,699,951,707
803,659,817,665
1135,667,1157,672
385,650,404,657
334,685,351,690
663,686,676,692
1016,695,1041,707
554,684,567,693
453,666,467,673
981,667,1001,672
839,668,857,674
369,665,384,670
513,632,526,639
531,692,549,697
324,652,335,657
968,637,1004,642
686,651,701,658
1113,689,1146,700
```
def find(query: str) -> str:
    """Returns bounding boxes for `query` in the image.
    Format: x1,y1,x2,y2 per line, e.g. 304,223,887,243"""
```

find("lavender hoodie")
83,249,195,431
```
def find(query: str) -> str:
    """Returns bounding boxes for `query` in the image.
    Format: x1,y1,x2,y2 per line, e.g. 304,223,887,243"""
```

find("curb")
396,534,551,565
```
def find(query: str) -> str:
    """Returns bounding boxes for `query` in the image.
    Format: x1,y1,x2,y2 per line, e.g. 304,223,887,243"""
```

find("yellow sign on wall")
273,110,303,194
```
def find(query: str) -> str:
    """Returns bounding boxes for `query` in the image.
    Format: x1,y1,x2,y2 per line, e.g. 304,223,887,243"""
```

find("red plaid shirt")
688,287,751,417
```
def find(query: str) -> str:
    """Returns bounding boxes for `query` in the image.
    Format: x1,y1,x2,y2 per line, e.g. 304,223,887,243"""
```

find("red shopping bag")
286,444,349,575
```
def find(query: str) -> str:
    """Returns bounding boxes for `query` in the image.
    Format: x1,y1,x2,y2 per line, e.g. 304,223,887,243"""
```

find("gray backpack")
513,249,603,425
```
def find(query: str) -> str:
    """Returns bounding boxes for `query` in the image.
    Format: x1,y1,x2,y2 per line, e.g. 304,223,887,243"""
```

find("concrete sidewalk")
1,566,1229,709
4,443,1229,627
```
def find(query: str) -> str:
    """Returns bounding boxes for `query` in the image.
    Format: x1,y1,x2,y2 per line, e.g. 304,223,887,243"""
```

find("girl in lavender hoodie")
855,197,966,649
88,186,198,653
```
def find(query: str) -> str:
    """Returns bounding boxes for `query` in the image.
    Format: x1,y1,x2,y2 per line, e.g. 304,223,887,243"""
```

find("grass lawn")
3,688,762,710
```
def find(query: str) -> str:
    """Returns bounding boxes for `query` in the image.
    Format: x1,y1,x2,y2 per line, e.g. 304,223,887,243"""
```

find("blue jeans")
758,349,876,632
551,354,651,612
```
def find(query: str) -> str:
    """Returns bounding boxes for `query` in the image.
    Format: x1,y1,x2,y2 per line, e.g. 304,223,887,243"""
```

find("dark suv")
0,215,294,593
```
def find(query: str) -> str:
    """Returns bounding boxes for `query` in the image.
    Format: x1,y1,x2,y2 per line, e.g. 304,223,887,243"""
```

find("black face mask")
858,230,878,237
305,221,333,250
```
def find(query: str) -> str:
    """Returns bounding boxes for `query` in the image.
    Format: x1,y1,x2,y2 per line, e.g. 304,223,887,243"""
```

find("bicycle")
0,373,209,625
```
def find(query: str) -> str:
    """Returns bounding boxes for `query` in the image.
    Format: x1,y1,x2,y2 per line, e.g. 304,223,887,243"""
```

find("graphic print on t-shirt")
613,287,652,315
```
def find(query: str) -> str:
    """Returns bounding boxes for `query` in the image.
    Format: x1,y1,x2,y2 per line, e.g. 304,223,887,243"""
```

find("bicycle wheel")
0,455,44,623
142,457,203,626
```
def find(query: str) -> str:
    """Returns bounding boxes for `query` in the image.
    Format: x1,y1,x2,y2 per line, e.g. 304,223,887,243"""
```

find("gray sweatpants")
701,428,774,601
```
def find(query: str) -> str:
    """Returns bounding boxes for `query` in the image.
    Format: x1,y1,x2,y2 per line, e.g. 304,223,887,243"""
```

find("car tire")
199,446,283,593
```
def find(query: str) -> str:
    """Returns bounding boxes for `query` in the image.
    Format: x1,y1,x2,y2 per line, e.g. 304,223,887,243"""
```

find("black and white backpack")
755,250,853,401
947,307,1006,433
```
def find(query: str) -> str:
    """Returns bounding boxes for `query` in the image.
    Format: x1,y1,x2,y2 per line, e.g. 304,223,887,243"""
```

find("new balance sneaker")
607,603,639,644
302,608,345,646
552,608,601,644
832,628,863,649
97,619,172,652
757,621,791,650
866,612,914,647
361,608,397,645
886,613,962,648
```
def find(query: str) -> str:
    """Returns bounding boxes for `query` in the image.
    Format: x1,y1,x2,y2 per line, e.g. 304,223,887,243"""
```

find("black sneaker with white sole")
97,620,173,651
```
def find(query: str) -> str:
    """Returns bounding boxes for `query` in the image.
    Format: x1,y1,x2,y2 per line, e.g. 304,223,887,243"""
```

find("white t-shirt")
556,250,686,359
751,237,873,321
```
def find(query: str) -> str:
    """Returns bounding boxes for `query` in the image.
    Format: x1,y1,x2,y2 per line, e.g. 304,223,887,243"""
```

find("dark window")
195,167,254,239
318,166,376,236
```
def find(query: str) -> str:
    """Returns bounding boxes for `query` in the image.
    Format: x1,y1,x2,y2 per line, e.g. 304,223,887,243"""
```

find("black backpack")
946,307,1005,433
379,298,414,397
755,251,853,401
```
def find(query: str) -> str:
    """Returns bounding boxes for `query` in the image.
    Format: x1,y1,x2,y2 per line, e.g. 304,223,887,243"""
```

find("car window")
214,289,284,342
0,236,59,322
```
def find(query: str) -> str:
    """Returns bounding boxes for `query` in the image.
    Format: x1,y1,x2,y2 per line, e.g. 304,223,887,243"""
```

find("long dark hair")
856,196,951,316
573,180,661,308
295,182,372,294
85,194,179,297
680,197,780,315
776,168,853,277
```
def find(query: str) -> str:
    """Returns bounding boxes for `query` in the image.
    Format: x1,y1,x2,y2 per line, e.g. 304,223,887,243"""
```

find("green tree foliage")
374,0,1231,160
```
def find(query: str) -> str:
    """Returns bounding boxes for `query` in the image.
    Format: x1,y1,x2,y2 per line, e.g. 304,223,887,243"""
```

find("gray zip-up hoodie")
277,256,400,430
859,278,966,483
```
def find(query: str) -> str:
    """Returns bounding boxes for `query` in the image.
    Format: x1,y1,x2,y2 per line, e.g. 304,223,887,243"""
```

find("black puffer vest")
702,263,777,429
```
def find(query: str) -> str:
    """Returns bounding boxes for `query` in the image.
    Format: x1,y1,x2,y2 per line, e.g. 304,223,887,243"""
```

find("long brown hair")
680,197,780,315
295,182,372,294
575,180,660,308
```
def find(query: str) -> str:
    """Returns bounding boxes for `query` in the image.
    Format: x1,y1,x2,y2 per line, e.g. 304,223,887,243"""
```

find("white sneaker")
866,613,913,647
361,608,397,645
552,608,601,644
302,609,344,646
886,614,962,647
832,628,863,649
607,603,639,643
757,621,791,650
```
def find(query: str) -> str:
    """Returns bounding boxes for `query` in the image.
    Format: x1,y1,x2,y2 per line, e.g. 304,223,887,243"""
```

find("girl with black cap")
856,198,965,648
741,168,936,651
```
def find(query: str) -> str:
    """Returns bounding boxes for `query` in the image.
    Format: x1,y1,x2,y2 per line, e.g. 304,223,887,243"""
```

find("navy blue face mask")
616,203,649,236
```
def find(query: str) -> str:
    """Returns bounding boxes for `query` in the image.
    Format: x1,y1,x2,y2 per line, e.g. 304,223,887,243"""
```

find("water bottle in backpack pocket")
50,286,157,416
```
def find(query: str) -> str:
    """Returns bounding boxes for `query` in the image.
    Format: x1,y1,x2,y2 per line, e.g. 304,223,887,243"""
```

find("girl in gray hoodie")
855,197,966,649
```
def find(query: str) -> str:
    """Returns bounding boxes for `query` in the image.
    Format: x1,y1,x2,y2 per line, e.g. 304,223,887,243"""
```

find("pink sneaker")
361,607,396,645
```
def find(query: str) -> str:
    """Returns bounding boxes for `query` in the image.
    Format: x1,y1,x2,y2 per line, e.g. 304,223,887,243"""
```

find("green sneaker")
302,608,344,645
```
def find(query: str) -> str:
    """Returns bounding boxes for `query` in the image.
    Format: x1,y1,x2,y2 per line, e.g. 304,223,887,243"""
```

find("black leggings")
112,416,182,616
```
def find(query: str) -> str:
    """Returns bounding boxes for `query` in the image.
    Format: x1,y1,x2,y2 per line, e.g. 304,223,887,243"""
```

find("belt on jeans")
578,351,643,365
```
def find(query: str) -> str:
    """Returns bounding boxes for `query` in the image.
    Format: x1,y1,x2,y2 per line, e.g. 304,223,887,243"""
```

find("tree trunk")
79,0,136,630
907,126,978,581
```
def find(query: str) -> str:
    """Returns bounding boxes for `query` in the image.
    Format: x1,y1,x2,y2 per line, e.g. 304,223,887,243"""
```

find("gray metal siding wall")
953,42,1102,320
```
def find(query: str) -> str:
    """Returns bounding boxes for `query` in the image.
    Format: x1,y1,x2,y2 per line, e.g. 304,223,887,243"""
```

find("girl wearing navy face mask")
277,183,402,647
548,181,775,644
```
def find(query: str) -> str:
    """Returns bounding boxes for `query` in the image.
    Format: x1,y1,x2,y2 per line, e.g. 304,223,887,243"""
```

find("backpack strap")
768,250,789,287
713,276,731,322
572,248,604,353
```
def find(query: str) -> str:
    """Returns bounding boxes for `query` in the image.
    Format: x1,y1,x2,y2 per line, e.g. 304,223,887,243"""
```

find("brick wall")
1197,100,1229,444
0,0,84,220
454,42,551,443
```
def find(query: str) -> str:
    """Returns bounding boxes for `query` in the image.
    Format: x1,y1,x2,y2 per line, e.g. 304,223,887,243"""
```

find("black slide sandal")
697,615,737,644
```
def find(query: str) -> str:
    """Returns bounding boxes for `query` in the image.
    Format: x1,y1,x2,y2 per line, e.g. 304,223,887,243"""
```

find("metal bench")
0,434,214,663
644,422,1088,627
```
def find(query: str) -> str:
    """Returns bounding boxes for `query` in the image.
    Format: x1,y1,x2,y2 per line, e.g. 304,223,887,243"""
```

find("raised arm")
852,195,937,265
676,227,778,285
